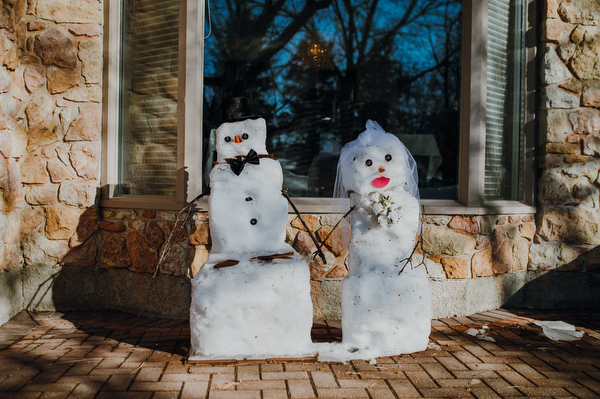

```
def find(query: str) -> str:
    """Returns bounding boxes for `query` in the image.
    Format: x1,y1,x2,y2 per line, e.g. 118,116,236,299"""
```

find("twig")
153,191,209,279
396,205,427,275
130,361,146,374
54,358,104,365
314,205,356,254
250,252,295,261
282,189,326,264
213,260,240,269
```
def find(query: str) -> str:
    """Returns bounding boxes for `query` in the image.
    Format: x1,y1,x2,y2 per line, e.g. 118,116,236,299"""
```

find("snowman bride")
331,120,432,359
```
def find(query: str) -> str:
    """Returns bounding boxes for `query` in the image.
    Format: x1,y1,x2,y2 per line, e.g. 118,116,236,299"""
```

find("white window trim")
458,0,536,213
102,0,537,216
459,0,487,208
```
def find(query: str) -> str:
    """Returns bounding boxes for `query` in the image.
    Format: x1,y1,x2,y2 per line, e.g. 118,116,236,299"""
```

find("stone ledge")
5,266,597,322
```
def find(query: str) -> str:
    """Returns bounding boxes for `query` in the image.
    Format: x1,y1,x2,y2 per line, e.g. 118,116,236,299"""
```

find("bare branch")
341,0,357,68
365,0,440,65
257,0,334,64
252,0,288,39
332,1,352,67
358,0,380,61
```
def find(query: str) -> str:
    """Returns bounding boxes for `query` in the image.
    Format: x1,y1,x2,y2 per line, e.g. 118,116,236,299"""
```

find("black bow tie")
228,149,260,175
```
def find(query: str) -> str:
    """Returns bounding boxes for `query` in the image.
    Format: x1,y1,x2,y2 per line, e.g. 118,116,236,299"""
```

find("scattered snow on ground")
534,320,584,341
466,325,496,342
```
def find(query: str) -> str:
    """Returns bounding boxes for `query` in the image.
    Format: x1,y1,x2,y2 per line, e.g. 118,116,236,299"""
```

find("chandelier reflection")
296,36,335,70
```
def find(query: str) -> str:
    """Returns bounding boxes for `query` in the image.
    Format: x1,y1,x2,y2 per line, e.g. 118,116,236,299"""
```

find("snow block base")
341,266,432,358
189,252,315,360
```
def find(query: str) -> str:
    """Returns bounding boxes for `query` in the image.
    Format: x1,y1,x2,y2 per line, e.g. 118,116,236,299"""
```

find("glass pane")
203,0,461,199
118,0,180,196
485,0,525,200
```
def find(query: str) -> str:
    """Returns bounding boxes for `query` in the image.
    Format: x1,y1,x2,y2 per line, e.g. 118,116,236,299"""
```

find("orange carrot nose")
379,167,386,173
234,135,242,143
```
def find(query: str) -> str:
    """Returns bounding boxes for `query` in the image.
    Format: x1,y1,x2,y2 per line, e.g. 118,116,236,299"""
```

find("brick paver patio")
0,309,599,398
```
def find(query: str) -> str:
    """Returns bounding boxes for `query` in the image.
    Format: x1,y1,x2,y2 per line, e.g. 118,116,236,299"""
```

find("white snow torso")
347,189,419,275
208,159,290,255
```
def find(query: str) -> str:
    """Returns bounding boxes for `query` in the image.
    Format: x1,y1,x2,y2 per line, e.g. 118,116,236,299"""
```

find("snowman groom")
189,98,314,360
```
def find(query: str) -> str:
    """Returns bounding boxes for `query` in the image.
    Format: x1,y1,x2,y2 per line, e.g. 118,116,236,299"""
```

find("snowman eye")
365,159,372,167
224,136,231,142
242,133,249,140
385,154,392,162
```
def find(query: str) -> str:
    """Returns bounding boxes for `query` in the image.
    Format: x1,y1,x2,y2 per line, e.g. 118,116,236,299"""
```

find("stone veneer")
536,0,600,271
1,0,103,323
1,0,599,325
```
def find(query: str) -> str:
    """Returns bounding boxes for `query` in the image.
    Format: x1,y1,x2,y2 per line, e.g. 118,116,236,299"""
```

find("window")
118,0,180,196
202,0,462,200
458,0,534,210
103,0,203,209
102,0,535,213
485,0,526,200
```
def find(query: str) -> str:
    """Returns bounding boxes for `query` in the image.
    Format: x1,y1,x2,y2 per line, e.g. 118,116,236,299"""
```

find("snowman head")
336,120,418,198
215,118,269,164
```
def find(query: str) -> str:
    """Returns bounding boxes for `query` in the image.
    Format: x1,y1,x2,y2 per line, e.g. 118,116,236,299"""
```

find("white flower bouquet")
367,192,402,226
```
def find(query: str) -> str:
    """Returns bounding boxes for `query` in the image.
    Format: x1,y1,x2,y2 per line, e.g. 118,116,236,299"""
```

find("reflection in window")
202,0,462,199
118,0,180,196
485,0,525,200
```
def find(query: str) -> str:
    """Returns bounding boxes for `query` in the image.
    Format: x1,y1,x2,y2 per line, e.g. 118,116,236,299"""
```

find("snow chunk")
427,342,441,350
466,326,496,342
534,320,584,341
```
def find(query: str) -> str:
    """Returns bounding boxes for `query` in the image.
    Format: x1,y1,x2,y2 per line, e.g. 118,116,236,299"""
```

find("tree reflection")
203,0,462,198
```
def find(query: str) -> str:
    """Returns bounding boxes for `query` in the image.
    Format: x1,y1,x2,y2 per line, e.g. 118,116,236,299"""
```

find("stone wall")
292,212,545,319
1,0,600,325
536,0,600,272
0,0,102,323
18,206,542,320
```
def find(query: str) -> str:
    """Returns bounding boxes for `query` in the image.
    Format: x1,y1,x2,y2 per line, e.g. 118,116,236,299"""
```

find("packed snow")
213,118,268,164
190,115,432,361
534,320,584,341
189,114,314,360
190,254,314,360
208,158,291,254
331,120,432,359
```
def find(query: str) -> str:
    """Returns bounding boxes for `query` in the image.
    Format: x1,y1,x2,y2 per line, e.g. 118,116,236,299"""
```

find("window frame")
457,0,537,215
101,0,537,215
101,0,206,211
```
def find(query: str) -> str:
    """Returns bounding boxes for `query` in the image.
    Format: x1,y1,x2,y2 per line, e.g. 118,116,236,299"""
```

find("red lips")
372,177,390,188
